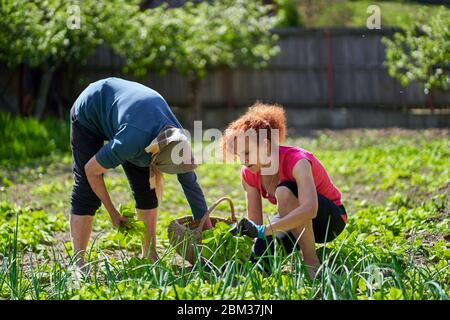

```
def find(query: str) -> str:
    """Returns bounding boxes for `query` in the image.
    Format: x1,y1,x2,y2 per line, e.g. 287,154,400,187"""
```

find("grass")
298,1,450,28
0,112,69,168
0,113,449,300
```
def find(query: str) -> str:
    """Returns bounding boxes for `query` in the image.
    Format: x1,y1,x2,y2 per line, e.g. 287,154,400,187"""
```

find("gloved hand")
229,218,266,239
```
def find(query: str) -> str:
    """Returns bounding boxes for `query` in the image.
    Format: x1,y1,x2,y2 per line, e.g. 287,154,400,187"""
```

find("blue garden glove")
229,218,266,239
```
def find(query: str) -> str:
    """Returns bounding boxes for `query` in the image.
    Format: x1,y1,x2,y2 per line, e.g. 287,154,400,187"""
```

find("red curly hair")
223,102,287,155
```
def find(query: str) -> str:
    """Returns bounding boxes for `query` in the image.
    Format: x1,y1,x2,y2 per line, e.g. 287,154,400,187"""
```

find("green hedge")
0,112,70,167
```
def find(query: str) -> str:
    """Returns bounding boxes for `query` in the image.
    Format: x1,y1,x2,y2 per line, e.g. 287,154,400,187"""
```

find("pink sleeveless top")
241,145,342,206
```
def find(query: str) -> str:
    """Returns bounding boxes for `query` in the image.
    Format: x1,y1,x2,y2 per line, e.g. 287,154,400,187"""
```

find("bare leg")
203,217,213,230
70,214,94,269
137,208,158,262
274,186,320,279
296,221,320,279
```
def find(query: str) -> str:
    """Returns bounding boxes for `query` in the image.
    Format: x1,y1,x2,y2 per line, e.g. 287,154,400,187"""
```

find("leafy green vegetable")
1,123,449,300
118,204,146,237
201,221,253,269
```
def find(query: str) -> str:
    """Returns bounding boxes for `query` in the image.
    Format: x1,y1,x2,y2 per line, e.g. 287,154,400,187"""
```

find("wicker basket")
167,197,237,265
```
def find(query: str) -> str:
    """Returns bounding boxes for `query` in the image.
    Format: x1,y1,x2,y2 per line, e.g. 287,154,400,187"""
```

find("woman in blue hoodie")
70,77,209,268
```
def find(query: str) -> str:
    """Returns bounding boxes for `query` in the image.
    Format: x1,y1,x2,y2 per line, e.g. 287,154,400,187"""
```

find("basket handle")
196,197,236,232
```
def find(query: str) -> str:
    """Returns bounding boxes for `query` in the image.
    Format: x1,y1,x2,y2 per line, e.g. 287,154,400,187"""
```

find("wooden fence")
1,27,449,117
78,27,450,108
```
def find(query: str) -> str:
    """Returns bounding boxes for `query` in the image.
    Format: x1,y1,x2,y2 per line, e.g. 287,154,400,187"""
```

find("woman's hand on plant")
230,218,266,239
110,210,129,228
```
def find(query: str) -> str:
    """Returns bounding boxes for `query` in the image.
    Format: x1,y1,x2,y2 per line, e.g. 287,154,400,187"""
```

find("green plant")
106,0,280,120
1,124,449,300
0,0,131,117
275,0,303,28
201,222,253,269
0,112,69,167
383,6,450,94
117,204,146,237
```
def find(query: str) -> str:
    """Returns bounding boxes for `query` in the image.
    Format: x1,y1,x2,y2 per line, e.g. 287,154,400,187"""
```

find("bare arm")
242,178,263,225
265,159,318,236
84,156,126,227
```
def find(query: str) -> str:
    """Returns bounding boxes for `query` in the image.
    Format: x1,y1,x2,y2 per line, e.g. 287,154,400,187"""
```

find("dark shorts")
70,107,157,215
252,180,347,264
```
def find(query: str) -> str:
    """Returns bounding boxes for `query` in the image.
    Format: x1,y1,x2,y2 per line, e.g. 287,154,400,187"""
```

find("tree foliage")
0,0,108,68
0,0,281,119
383,6,450,94
0,0,128,117
275,0,303,28
107,0,280,119
109,0,279,78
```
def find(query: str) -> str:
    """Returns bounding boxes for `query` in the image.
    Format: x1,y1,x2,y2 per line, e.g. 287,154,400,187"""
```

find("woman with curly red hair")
226,103,347,279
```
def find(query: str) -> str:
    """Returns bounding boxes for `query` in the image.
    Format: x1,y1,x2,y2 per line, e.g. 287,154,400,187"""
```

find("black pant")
70,107,157,215
251,180,347,266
